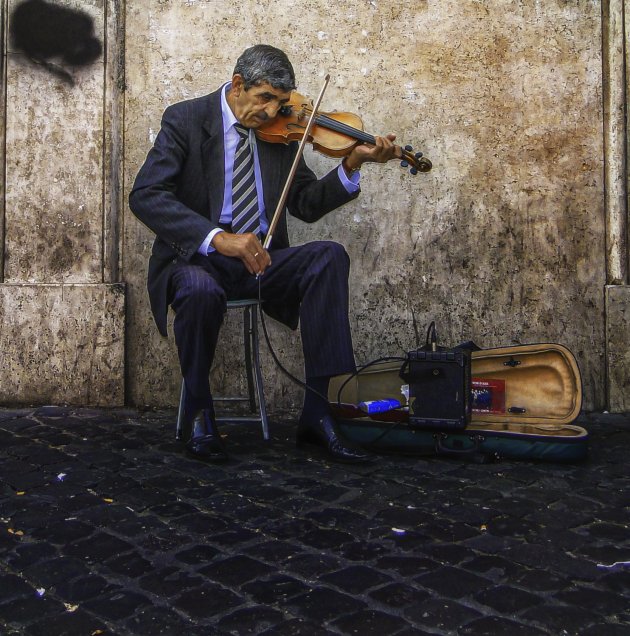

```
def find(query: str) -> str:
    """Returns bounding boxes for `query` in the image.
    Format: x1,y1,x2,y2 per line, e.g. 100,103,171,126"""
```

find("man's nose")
264,102,281,119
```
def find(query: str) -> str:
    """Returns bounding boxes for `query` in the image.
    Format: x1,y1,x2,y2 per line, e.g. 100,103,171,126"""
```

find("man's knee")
314,240,350,271
172,268,226,313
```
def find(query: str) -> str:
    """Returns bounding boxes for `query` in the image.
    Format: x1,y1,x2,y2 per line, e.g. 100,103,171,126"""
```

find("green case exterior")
338,418,589,463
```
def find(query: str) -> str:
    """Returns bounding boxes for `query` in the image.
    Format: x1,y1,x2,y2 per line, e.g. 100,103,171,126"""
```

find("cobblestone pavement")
0,407,629,635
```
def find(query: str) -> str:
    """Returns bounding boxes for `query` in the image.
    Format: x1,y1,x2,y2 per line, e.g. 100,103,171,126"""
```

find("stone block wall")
124,0,608,412
0,0,125,406
2,0,629,412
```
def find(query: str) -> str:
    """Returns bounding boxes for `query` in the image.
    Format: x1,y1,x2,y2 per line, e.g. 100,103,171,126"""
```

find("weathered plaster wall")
5,0,105,282
0,0,125,406
124,0,605,413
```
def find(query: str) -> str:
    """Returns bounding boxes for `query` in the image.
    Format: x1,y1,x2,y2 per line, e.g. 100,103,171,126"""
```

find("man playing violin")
130,44,397,463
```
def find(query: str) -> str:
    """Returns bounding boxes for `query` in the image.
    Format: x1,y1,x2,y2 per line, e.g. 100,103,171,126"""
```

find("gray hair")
233,45,296,92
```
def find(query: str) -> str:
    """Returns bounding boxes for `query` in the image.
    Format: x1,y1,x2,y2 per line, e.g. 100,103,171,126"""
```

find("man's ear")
231,74,245,96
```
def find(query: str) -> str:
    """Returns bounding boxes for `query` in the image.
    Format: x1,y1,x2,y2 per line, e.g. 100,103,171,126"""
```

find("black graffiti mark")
9,0,102,85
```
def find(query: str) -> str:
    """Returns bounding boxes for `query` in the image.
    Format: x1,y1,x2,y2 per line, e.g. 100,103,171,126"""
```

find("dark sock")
300,376,332,425
182,384,214,418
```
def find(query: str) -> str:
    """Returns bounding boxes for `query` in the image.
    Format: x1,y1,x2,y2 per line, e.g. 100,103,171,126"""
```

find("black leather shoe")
181,409,229,462
296,414,375,463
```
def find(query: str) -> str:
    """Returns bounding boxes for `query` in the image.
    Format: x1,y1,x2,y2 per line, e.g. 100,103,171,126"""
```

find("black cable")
333,356,409,446
257,276,329,404
256,276,422,448
359,418,406,446
425,320,437,350
334,356,407,407
257,277,407,409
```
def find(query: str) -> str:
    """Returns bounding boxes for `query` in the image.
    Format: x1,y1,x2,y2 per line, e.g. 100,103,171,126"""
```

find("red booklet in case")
471,378,506,414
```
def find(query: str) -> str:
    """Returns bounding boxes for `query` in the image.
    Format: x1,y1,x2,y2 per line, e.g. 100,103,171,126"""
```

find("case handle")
433,433,498,463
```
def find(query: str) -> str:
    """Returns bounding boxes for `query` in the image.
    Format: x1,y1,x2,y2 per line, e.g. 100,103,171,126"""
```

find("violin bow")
263,74,331,250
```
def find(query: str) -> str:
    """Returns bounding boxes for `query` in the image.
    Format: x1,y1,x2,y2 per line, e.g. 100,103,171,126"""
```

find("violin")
255,91,432,175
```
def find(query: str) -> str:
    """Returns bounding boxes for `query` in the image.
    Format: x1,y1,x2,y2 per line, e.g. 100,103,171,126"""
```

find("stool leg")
176,380,186,440
250,305,269,440
243,306,257,413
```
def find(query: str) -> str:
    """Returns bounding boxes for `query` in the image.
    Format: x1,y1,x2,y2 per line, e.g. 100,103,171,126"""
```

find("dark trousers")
169,240,356,409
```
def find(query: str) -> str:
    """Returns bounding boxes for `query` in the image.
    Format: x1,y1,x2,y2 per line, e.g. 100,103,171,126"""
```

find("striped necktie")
231,124,260,236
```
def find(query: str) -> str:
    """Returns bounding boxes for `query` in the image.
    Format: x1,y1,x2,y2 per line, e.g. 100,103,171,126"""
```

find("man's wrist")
206,228,225,254
342,157,361,177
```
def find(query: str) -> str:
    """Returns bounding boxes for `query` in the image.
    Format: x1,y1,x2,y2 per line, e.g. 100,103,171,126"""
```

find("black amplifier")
406,348,472,431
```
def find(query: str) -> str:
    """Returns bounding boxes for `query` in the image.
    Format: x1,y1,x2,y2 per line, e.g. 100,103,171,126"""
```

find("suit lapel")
257,140,282,223
201,90,226,223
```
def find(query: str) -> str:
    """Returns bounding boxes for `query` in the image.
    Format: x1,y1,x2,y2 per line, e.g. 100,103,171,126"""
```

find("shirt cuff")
198,228,225,255
337,163,360,193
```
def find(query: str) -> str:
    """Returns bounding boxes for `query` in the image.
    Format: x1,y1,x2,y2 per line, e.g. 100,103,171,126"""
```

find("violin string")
315,114,415,162
299,104,376,145
314,114,376,145
300,107,413,162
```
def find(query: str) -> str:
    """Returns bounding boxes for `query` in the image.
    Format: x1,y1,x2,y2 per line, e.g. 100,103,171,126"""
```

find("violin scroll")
401,144,432,175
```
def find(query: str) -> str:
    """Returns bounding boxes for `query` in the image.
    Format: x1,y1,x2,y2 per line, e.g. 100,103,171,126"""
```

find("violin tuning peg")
415,151,423,159
400,160,409,168
405,145,413,152
410,167,418,175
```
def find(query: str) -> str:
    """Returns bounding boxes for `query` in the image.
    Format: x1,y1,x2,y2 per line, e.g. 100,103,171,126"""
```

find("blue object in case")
358,398,401,414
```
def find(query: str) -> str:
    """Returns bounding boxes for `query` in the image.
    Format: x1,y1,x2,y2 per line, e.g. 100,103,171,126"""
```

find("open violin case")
329,343,588,463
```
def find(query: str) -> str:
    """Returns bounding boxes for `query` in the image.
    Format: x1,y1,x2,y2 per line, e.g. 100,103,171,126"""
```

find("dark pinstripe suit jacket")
129,86,360,336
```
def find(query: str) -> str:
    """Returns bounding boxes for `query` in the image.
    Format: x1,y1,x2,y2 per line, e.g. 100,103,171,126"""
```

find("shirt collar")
221,82,240,135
